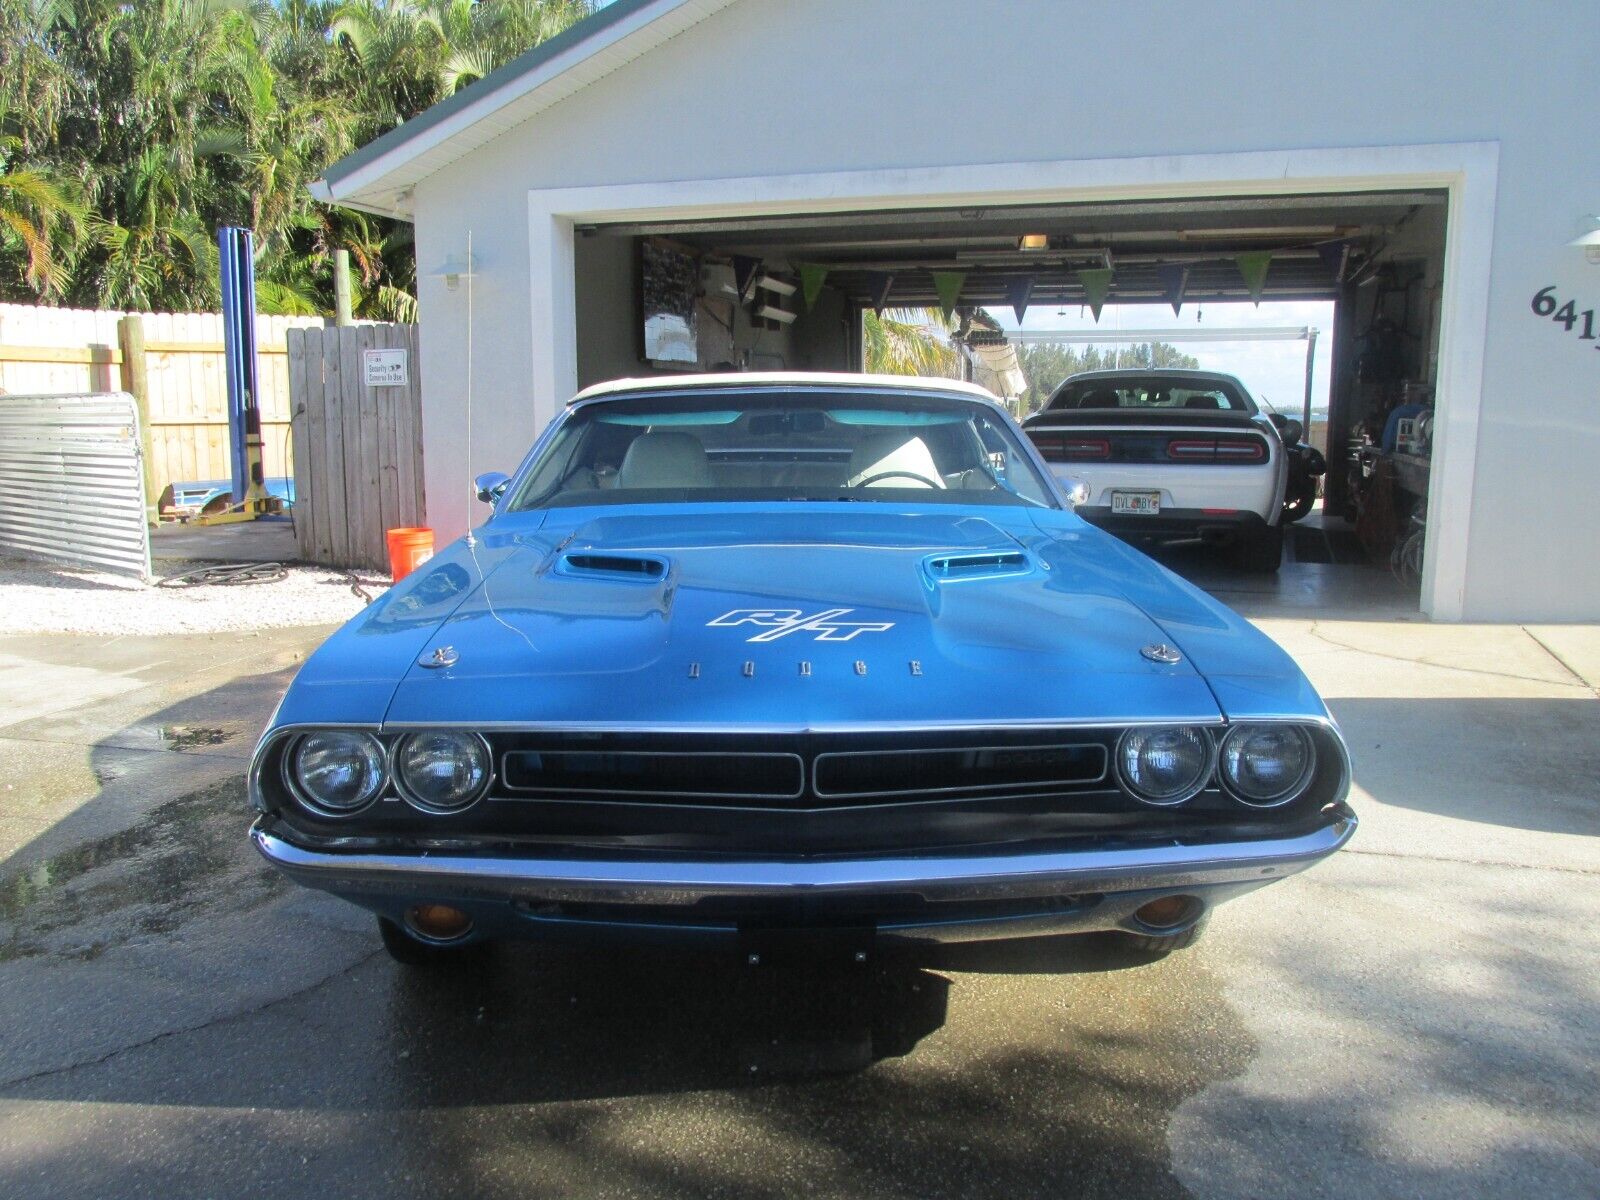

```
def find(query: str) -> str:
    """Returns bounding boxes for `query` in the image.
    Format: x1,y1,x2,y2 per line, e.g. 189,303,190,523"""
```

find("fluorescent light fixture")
1179,226,1342,240
1017,233,1049,251
752,304,796,325
756,274,797,297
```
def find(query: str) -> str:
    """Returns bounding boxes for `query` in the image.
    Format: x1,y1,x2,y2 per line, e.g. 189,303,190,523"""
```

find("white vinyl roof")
570,371,1002,405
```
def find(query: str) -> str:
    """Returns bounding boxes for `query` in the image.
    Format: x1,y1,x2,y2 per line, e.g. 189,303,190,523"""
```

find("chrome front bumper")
252,809,1356,943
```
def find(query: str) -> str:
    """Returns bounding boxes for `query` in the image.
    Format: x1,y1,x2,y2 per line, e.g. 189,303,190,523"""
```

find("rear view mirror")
1279,419,1303,444
1060,477,1091,507
475,471,511,504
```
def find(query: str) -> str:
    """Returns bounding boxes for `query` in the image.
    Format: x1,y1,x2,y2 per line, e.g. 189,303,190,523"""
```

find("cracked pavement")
0,606,1596,1198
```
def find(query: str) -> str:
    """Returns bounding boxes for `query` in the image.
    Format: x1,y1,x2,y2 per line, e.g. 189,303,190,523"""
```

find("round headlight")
291,731,386,815
394,731,491,813
1117,725,1213,806
1219,724,1315,806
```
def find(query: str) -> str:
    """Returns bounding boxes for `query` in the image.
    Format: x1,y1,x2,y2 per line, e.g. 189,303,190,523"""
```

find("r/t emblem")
708,608,896,643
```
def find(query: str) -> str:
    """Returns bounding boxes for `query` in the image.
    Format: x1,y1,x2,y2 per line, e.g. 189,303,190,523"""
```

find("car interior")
1051,383,1250,412
508,399,1056,508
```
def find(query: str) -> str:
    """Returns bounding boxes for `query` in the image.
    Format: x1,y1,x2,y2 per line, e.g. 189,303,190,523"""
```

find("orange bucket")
386,526,435,581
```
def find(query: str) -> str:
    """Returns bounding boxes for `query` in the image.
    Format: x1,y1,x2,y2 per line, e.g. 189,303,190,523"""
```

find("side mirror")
1060,477,1091,507
1279,419,1303,445
474,471,511,505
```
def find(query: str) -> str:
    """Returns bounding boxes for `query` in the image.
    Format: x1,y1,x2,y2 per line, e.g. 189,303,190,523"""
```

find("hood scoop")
555,552,669,581
923,549,1032,582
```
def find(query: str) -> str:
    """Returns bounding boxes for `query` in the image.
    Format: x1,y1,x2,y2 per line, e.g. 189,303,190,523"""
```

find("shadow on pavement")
0,663,1251,1199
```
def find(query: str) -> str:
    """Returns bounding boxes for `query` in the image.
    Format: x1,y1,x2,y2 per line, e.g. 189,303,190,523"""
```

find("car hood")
374,509,1222,730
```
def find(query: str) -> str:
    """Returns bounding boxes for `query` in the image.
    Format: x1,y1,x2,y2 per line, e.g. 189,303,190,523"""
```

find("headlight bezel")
283,729,389,818
1217,723,1317,808
391,729,495,815
1113,724,1218,807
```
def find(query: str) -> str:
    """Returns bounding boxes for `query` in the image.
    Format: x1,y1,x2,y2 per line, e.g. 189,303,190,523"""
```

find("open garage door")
572,190,1448,618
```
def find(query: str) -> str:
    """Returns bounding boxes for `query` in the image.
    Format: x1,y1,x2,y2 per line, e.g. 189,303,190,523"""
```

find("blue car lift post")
200,226,280,525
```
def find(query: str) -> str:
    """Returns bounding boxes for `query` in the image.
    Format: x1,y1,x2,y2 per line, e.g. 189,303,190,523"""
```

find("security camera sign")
362,348,409,387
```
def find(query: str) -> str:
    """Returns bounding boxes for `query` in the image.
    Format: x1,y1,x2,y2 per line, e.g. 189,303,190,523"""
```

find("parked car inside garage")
1023,369,1291,571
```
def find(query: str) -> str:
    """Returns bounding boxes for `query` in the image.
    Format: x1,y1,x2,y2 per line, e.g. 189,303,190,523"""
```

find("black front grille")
503,748,805,800
490,729,1119,811
813,744,1106,799
260,724,1341,857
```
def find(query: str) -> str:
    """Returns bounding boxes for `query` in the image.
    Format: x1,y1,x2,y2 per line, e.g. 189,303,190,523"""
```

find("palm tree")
863,308,960,377
0,0,596,310
0,128,86,297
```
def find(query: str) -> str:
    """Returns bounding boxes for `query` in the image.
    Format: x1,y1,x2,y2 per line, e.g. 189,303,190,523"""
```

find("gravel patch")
0,558,389,635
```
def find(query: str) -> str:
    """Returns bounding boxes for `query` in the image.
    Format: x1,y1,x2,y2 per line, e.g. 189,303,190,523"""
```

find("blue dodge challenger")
250,373,1355,965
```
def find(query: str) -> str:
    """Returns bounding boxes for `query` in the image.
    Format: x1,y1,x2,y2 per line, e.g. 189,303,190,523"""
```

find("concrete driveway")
0,616,1595,1199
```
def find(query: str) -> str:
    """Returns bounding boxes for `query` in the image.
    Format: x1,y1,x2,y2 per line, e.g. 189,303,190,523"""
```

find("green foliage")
0,0,591,311
861,308,960,378
1014,341,1200,414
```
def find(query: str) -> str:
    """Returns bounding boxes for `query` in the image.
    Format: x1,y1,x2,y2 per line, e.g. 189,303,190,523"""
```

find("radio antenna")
463,229,476,549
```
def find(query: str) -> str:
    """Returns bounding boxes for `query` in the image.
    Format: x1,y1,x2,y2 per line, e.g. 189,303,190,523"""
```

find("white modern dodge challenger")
1022,369,1290,571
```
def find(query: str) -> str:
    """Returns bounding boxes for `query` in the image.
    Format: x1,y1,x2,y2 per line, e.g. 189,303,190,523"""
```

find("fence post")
334,250,354,328
117,315,158,525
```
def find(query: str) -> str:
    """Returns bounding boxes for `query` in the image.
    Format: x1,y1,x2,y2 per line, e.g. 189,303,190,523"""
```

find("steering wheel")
853,469,942,489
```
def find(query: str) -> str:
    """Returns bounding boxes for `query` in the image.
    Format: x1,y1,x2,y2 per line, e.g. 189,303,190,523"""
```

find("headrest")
617,432,710,489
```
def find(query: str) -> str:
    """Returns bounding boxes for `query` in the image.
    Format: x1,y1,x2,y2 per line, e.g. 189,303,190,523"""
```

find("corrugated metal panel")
0,392,152,580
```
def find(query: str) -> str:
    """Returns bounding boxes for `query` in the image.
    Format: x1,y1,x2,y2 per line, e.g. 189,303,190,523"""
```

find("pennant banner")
798,262,829,311
732,255,761,303
1315,239,1351,283
865,272,895,316
1007,276,1035,325
932,270,967,318
1156,263,1190,316
1235,251,1273,305
1076,268,1114,322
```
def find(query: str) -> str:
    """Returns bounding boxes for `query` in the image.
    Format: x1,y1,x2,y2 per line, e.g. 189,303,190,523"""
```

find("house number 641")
1531,286,1598,343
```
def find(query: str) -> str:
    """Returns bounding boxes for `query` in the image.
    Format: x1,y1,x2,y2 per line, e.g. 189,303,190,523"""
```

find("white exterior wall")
409,0,1600,621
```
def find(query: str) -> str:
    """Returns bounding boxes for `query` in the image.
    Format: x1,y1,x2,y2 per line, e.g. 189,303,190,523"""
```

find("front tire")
378,916,475,966
1232,524,1283,573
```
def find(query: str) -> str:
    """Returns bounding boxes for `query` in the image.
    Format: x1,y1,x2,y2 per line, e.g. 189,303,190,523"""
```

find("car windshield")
1049,377,1252,413
503,388,1058,510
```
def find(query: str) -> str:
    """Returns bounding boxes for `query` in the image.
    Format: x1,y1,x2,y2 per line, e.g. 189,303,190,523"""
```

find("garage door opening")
572,189,1448,618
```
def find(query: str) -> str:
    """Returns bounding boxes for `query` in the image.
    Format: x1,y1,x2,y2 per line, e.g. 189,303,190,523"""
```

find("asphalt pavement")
0,599,1595,1198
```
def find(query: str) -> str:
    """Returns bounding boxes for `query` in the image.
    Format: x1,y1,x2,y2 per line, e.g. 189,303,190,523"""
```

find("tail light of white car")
1165,436,1268,462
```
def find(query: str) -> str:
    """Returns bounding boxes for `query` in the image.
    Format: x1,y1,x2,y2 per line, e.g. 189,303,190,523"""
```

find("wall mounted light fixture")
428,252,478,291
1569,216,1600,264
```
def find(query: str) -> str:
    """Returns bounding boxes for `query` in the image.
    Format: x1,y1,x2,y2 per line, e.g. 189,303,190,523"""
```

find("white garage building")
310,0,1600,622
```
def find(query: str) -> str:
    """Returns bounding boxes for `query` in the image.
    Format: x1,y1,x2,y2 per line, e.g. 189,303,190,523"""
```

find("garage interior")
572,189,1448,614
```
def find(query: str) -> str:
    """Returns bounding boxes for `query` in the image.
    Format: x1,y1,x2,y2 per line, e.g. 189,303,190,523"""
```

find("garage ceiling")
585,189,1446,308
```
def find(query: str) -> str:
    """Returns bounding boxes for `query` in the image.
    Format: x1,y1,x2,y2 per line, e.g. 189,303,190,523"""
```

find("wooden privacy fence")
0,303,322,501
287,324,425,571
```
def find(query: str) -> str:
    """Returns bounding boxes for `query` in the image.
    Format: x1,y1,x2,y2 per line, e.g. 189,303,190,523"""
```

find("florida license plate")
1111,490,1161,515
